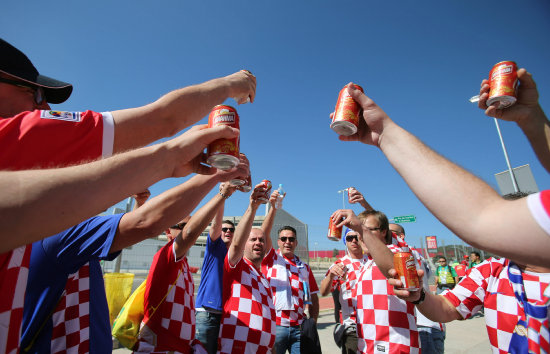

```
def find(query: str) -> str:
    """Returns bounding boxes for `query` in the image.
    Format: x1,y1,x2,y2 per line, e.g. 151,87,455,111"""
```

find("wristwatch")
411,288,426,305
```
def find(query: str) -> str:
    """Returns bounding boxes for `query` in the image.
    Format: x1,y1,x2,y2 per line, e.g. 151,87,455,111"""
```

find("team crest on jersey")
40,110,81,122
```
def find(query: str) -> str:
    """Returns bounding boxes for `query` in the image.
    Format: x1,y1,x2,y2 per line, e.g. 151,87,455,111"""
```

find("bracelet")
411,288,426,305
219,191,229,199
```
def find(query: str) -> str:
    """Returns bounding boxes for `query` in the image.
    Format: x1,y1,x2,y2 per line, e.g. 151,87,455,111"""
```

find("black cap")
0,38,73,104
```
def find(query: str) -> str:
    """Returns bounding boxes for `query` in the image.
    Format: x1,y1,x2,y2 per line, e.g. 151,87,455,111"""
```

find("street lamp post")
494,118,519,193
314,242,319,269
337,188,348,209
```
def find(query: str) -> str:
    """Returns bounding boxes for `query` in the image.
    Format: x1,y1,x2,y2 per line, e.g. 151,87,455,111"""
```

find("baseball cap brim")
0,69,73,104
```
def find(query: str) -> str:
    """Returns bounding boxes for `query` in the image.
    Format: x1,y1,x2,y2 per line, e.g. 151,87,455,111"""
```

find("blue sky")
3,1,549,253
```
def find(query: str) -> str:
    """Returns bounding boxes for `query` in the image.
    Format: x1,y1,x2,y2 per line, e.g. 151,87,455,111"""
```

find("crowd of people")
0,35,549,354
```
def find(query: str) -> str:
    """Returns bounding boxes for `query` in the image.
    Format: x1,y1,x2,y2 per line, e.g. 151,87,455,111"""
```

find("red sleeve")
307,265,319,293
0,110,108,170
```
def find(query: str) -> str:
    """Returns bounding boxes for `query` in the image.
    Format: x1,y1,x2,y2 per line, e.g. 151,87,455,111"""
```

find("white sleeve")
527,192,550,236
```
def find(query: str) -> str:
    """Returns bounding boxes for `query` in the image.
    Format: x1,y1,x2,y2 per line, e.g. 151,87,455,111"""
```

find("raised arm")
227,183,266,265
262,190,282,252
339,84,550,267
111,161,248,253
347,187,374,211
111,70,256,153
0,124,239,253
209,182,236,242
332,209,394,277
478,69,550,174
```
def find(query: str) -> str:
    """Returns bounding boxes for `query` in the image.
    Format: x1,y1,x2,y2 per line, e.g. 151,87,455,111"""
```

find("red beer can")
487,61,518,109
393,250,420,291
207,105,240,170
330,84,364,136
257,179,272,202
327,217,343,241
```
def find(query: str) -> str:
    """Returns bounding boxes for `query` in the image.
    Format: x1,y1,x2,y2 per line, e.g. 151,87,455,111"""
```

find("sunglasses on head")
222,227,235,232
0,77,45,105
170,222,186,230
346,235,358,242
279,236,296,243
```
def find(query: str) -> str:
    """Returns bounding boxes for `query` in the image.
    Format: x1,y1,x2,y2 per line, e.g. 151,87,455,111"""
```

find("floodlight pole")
337,188,347,209
494,118,519,193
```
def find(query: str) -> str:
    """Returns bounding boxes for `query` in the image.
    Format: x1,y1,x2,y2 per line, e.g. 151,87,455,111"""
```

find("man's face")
389,224,404,239
438,258,447,266
278,229,297,258
244,228,266,263
0,74,50,116
363,215,386,243
221,223,235,245
470,253,478,262
345,231,361,254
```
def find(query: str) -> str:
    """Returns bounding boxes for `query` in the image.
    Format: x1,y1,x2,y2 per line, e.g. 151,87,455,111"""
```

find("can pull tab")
469,95,480,103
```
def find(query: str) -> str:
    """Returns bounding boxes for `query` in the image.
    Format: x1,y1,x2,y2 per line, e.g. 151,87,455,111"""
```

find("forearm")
319,274,335,296
309,294,319,321
360,227,394,278
262,205,277,250
0,143,171,253
360,199,374,211
112,174,219,253
209,201,225,241
416,292,462,323
228,203,259,264
518,105,550,174
111,77,232,153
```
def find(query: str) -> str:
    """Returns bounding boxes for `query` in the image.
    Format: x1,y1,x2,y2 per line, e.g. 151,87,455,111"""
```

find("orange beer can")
487,61,518,109
393,250,420,291
257,179,272,202
207,105,240,170
327,216,343,241
330,84,364,136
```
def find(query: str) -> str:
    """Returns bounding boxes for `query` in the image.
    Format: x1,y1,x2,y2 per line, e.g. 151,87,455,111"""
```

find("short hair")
358,210,391,244
438,256,447,261
471,251,480,258
222,220,235,227
278,226,297,237
390,223,405,235
502,191,530,200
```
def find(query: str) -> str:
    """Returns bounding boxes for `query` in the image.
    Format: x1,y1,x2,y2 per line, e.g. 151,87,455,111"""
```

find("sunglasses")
345,235,358,242
279,237,296,243
0,77,45,105
222,227,235,232
170,222,186,230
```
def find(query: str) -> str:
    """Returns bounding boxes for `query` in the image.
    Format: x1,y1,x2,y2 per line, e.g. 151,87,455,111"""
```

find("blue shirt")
195,234,227,312
21,214,123,353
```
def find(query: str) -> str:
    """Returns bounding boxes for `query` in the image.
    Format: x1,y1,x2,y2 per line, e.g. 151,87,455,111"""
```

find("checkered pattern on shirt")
443,257,550,354
50,263,91,353
354,244,419,354
262,249,318,326
0,246,32,354
138,242,197,352
220,256,276,354
327,255,367,325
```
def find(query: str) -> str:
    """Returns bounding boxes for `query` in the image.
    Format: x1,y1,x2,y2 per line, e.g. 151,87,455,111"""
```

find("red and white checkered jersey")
50,263,91,353
528,190,550,236
220,255,276,354
326,254,368,327
354,244,420,354
443,258,550,353
137,240,197,353
262,248,319,326
0,246,31,354
0,109,113,353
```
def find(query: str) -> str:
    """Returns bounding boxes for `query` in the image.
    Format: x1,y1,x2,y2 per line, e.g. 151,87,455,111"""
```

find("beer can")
230,153,247,186
330,84,364,136
257,179,272,202
327,216,343,241
393,250,420,291
206,105,240,170
487,61,518,109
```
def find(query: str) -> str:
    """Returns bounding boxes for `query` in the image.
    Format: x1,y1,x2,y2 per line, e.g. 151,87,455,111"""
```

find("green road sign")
392,215,416,223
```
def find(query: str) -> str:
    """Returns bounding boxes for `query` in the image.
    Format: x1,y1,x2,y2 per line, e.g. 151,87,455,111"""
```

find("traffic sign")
392,215,416,223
